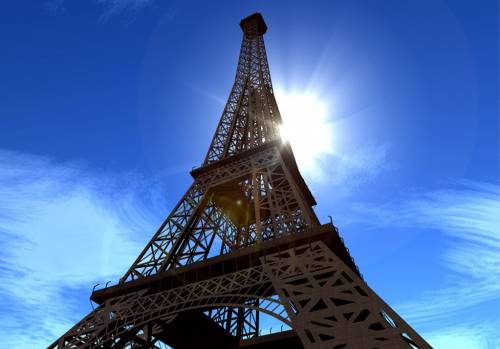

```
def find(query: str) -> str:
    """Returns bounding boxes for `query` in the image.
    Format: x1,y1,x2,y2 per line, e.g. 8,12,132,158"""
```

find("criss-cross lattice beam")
204,14,281,164
121,144,318,283
206,302,259,340
261,241,432,349
49,264,290,349
50,238,432,349
120,184,205,283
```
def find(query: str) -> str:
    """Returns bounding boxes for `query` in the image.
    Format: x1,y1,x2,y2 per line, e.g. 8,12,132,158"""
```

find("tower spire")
204,12,281,164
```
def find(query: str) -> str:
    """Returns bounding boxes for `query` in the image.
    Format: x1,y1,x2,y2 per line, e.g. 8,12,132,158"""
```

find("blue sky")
0,1,498,348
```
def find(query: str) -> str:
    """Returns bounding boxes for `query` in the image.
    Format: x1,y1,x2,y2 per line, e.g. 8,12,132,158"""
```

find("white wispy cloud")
351,181,499,348
425,321,500,349
309,143,388,189
96,0,154,19
44,0,156,18
45,0,65,13
185,83,227,106
0,149,166,347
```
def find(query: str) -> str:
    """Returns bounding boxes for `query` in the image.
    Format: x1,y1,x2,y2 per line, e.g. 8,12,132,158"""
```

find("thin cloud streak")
44,0,155,19
310,143,388,189
0,149,166,347
425,321,500,349
97,0,154,20
185,83,227,106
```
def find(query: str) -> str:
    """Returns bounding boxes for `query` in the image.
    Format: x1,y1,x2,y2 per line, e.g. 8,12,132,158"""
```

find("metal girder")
120,183,205,282
122,143,319,283
49,261,289,348
204,14,281,165
262,241,431,348
49,238,431,349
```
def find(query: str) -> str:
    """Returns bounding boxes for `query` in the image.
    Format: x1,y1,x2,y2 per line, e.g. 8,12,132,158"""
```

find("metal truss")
50,12,432,349
204,13,281,165
204,300,260,340
50,262,290,349
262,241,431,349
120,183,205,282
195,143,280,189
105,325,173,349
122,143,318,283
50,239,431,349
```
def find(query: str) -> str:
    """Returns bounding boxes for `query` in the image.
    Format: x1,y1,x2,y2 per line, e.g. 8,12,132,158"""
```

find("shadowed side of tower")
49,13,433,349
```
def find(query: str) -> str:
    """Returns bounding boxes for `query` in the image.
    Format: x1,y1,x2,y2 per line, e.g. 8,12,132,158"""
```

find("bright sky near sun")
0,1,498,348
276,90,335,173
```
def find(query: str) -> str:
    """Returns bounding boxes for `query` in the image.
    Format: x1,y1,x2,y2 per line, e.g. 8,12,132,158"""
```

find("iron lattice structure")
50,13,432,349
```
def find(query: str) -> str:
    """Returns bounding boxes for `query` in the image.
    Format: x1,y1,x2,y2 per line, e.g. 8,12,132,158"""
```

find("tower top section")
204,11,278,165
240,12,267,37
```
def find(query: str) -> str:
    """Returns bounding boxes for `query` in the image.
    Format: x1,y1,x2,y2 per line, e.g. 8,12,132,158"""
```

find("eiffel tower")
50,13,432,349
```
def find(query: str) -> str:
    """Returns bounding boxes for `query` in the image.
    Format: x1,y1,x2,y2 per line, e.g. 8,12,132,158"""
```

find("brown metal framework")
49,13,432,349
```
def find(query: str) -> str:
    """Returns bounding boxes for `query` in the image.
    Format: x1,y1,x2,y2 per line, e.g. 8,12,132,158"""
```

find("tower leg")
261,241,432,349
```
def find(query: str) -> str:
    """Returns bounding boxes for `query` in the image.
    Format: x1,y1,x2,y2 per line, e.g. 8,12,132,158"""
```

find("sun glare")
276,90,334,172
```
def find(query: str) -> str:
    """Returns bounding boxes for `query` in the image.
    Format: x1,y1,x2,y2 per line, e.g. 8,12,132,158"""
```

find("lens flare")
276,90,334,173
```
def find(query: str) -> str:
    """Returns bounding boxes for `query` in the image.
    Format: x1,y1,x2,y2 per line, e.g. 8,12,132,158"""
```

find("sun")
275,90,334,173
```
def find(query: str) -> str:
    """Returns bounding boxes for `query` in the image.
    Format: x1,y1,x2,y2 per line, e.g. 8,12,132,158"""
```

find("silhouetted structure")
50,13,432,349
